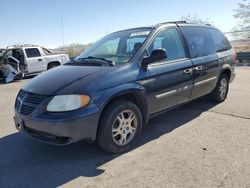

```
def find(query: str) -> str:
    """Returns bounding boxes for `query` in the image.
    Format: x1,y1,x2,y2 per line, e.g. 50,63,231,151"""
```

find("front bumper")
14,106,100,145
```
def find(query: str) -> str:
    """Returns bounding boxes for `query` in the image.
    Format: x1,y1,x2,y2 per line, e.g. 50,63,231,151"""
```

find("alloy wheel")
112,110,138,146
219,78,228,98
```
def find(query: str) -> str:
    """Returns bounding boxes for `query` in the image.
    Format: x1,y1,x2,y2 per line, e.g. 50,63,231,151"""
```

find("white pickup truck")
0,45,69,82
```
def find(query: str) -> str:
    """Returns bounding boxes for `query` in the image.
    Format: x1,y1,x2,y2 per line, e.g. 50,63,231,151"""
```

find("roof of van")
154,21,215,29
115,21,216,33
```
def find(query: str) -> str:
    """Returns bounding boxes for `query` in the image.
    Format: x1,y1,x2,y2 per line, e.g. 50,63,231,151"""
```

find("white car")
0,45,69,82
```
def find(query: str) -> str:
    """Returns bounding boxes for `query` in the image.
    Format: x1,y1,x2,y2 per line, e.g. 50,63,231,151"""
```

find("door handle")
38,59,42,61
194,66,203,71
183,68,193,74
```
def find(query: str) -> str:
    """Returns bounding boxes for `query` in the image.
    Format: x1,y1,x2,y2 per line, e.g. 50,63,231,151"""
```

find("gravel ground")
0,68,249,188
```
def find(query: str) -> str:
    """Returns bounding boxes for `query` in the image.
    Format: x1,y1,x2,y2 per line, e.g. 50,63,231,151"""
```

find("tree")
232,0,250,39
180,14,213,25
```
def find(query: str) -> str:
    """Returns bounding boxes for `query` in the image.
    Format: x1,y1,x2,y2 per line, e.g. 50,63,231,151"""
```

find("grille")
15,98,21,111
18,90,26,100
15,90,48,115
21,105,36,115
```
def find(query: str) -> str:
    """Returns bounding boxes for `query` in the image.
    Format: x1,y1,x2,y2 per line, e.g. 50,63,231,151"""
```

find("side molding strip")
194,77,217,86
155,85,192,99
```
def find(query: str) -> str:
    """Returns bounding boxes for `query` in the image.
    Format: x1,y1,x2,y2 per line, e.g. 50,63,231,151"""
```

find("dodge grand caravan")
14,21,236,153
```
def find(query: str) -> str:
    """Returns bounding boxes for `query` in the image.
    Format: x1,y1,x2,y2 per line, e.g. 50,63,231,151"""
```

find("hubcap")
219,78,227,98
112,110,138,146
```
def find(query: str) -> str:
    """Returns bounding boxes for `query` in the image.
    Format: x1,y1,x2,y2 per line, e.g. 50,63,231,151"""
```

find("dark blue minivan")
14,21,236,153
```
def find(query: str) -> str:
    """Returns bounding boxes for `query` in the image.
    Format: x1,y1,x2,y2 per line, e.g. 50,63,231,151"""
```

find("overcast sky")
0,0,239,48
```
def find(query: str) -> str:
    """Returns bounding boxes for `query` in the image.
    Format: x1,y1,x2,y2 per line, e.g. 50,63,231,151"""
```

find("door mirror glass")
141,48,167,67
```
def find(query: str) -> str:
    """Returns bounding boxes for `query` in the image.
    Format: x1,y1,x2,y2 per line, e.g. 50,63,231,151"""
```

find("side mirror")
141,48,167,68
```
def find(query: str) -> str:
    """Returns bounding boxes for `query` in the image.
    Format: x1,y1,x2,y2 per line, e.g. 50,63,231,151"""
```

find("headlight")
47,95,90,112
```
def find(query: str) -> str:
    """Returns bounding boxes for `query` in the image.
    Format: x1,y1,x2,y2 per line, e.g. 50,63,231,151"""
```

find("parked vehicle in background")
14,21,236,153
0,49,5,60
0,49,6,78
0,45,69,82
237,52,250,64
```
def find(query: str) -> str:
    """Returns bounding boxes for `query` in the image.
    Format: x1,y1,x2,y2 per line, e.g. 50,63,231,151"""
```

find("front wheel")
210,74,229,102
97,100,142,153
16,72,25,80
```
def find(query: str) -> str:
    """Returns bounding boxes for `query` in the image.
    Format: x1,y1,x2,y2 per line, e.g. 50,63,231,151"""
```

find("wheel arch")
99,89,149,127
47,61,61,69
220,67,231,80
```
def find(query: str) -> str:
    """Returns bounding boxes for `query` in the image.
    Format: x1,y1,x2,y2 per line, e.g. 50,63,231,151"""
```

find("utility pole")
61,16,65,48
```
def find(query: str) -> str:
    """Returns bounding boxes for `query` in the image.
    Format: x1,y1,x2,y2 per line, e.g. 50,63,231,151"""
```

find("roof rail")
158,21,187,26
6,44,38,49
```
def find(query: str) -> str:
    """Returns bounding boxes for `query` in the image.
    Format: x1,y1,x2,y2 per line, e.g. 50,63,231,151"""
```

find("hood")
22,65,114,95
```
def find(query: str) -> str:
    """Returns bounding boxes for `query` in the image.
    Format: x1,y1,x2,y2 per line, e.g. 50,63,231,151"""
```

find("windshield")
0,49,6,61
75,28,152,64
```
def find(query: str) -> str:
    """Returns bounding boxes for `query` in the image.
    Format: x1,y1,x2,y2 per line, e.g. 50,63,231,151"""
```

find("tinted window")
25,48,41,58
210,29,231,52
149,28,185,61
180,27,216,58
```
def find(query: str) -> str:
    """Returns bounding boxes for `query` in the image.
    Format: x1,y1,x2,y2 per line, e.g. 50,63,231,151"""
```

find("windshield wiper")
80,56,115,66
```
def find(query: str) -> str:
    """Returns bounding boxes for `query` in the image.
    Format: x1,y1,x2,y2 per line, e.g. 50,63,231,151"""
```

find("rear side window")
149,28,186,61
180,27,216,58
25,48,41,58
209,29,231,52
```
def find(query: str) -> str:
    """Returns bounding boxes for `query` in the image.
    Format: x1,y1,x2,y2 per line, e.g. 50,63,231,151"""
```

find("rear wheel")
210,74,229,102
97,100,142,153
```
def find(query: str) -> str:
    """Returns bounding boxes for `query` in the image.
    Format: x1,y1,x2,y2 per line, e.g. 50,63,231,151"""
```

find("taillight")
232,50,237,64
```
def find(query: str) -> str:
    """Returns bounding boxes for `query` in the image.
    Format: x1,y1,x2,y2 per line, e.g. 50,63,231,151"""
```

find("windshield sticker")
130,31,150,37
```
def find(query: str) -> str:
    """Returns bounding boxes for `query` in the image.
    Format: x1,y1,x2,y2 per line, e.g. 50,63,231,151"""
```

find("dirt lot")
0,68,249,188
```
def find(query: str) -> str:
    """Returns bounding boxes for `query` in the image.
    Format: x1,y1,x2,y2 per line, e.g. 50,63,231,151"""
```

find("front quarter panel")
92,83,147,116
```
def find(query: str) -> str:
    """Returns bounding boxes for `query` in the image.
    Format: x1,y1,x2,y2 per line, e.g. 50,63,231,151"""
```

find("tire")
210,74,229,102
48,63,59,70
97,100,143,153
16,72,25,80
